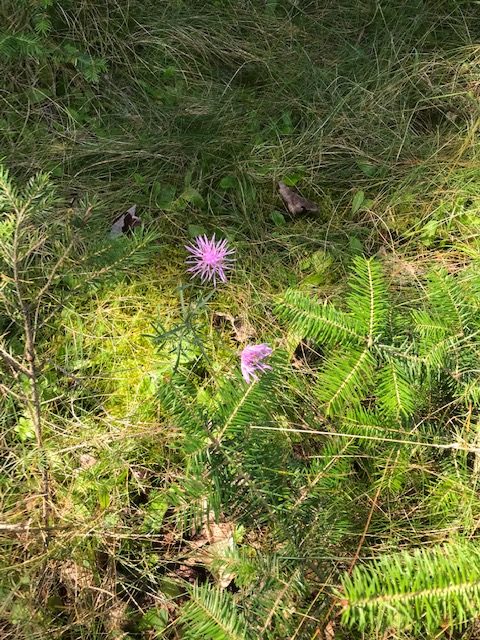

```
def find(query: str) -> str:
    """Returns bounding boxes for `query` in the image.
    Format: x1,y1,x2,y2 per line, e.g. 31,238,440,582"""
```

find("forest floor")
3,2,480,639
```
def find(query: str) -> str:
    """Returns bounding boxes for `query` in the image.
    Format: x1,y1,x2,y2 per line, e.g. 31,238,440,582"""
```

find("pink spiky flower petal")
240,344,273,384
185,234,235,286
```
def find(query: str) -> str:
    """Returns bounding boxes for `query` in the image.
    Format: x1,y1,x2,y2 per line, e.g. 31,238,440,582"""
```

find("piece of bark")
79,453,97,469
186,521,236,588
278,181,318,215
212,311,255,343
110,205,142,238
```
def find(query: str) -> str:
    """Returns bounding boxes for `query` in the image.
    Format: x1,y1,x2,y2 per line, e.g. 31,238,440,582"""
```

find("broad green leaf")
153,182,176,208
270,210,286,226
188,224,207,238
352,190,365,214
356,160,377,177
219,175,237,190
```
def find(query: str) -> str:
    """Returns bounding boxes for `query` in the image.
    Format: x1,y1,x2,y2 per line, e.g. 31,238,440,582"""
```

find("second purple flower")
240,344,273,384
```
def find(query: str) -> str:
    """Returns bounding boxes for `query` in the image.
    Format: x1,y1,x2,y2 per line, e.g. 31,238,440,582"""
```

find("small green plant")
151,284,214,373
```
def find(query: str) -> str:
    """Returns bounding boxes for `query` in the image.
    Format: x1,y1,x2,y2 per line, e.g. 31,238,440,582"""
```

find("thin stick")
11,207,51,545
0,345,32,378
251,425,477,455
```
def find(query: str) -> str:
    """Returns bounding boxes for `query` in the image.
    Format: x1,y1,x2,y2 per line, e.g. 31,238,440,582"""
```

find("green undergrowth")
3,1,480,639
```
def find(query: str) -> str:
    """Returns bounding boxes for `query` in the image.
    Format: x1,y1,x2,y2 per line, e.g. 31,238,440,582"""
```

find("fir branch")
214,370,275,444
317,348,375,415
277,290,364,345
377,360,416,418
426,270,472,333
346,256,388,343
179,583,249,640
339,542,480,633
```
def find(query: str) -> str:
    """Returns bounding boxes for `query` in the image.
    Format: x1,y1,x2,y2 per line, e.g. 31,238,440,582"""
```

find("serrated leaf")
300,273,324,286
348,236,364,255
143,493,169,531
140,607,168,632
133,172,146,185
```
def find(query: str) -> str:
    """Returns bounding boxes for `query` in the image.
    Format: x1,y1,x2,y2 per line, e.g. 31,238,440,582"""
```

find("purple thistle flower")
240,344,273,384
185,234,235,286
